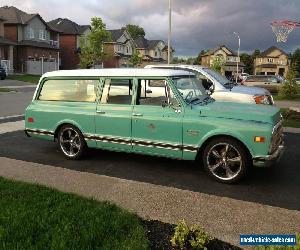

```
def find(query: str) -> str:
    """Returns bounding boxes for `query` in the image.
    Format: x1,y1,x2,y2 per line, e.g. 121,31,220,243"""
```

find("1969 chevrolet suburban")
25,69,284,183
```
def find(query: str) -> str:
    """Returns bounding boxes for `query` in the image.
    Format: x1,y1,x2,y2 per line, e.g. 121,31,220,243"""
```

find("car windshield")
171,76,212,105
202,68,233,86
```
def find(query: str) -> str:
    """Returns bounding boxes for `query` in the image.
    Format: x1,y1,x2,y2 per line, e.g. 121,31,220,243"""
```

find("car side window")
100,78,133,105
38,79,97,102
136,79,179,107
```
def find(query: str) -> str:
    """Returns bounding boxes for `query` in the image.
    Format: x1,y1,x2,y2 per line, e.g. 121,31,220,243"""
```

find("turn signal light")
254,136,265,143
28,117,34,123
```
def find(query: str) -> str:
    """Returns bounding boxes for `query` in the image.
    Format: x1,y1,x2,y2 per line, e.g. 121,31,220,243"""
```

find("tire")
58,125,86,160
202,137,250,184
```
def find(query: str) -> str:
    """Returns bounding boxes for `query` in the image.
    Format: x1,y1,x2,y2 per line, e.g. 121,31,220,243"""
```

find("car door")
94,77,133,151
132,78,183,158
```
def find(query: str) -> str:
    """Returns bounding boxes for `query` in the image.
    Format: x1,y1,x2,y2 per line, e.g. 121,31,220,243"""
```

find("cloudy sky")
3,0,300,57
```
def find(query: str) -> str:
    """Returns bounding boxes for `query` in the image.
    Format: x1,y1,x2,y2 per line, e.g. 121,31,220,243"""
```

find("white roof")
42,68,194,78
145,64,208,70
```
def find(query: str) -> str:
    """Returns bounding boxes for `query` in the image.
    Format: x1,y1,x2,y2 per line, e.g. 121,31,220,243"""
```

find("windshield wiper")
189,97,201,104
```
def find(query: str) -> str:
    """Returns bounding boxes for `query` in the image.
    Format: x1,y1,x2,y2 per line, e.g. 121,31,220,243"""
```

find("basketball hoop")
271,20,300,42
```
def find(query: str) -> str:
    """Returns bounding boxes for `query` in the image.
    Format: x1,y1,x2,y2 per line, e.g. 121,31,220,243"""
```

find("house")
134,36,174,66
0,16,16,73
48,18,90,69
201,45,244,77
0,6,60,74
103,29,135,68
254,46,290,77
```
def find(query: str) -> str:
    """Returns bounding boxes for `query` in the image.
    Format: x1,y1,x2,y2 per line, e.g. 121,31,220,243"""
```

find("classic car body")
25,68,284,183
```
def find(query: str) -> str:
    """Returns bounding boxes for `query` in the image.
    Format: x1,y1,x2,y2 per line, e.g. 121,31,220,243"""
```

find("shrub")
171,220,211,250
279,64,299,98
170,220,190,249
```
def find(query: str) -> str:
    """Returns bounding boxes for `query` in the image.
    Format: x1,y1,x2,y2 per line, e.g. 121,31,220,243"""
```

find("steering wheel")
185,91,194,102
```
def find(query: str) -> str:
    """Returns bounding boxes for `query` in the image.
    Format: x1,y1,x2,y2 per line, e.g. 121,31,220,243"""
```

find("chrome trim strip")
84,134,198,152
25,128,55,136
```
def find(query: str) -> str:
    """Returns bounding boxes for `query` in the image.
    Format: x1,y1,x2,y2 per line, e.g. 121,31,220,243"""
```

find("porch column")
8,45,14,73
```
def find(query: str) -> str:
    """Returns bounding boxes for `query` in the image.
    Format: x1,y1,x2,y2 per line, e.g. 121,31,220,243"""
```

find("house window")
39,30,46,40
259,58,262,63
126,46,129,54
155,51,158,57
267,58,274,63
29,28,34,39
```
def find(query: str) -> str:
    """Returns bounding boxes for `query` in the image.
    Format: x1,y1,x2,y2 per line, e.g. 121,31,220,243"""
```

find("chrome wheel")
59,127,82,157
206,143,242,181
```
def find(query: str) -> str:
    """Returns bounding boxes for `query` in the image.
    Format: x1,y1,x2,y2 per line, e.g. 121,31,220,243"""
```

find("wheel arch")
54,120,84,141
196,134,253,162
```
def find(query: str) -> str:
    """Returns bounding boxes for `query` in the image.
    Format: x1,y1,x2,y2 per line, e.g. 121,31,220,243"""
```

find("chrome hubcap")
207,143,242,180
59,128,81,157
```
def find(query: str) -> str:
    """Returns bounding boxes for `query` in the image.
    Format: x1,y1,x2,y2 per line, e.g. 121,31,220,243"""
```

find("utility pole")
168,0,172,64
233,32,240,84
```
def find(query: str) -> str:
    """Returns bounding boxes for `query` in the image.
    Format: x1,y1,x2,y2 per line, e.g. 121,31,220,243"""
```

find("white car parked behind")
145,65,274,105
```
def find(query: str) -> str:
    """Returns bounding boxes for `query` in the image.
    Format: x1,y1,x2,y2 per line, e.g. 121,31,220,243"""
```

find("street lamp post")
168,0,172,64
233,32,240,84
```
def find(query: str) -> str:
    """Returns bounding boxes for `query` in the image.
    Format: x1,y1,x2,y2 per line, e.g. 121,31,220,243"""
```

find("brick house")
0,16,16,73
254,46,290,77
48,18,90,69
103,29,136,68
134,36,174,66
0,6,60,74
201,45,244,77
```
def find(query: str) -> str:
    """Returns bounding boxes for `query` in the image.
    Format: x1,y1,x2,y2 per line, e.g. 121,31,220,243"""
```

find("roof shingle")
47,18,90,35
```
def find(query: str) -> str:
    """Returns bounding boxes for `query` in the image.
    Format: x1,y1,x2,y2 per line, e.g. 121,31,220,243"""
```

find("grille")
269,121,283,153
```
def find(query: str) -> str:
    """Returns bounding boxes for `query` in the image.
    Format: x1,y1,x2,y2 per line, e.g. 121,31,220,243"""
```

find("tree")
129,51,143,67
278,63,299,98
122,24,145,40
240,53,253,74
252,49,261,58
211,55,225,73
79,17,112,68
292,48,300,76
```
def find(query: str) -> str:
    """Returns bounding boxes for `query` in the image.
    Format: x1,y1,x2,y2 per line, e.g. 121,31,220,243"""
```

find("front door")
94,78,133,150
132,78,183,158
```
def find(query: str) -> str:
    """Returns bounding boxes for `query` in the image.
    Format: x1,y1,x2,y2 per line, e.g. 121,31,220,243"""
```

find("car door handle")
96,110,106,114
133,113,143,117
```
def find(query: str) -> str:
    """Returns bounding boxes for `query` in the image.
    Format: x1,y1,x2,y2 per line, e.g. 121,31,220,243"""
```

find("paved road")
0,80,35,117
0,130,299,211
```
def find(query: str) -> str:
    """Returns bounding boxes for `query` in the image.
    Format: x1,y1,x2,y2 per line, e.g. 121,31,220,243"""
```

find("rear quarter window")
38,79,97,102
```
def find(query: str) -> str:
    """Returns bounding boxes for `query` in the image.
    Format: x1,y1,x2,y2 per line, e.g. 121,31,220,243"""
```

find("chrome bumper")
253,141,285,167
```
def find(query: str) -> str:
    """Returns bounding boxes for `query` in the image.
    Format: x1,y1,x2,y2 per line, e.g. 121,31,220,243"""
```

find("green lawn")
274,95,300,101
7,74,41,84
0,177,149,250
281,108,300,128
0,87,13,92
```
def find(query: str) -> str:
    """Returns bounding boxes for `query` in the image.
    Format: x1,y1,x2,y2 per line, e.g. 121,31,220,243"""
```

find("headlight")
254,95,272,105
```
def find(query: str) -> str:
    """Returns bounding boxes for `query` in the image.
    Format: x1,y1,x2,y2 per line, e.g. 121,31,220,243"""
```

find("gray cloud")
3,0,300,56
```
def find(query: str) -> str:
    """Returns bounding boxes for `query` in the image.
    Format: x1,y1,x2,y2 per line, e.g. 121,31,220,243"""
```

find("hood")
230,85,271,96
196,101,281,124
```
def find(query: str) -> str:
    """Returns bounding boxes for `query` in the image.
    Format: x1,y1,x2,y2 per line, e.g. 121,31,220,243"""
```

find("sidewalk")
275,100,300,109
0,157,299,246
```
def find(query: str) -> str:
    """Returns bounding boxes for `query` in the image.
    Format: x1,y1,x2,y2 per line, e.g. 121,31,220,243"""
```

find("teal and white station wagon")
25,68,284,183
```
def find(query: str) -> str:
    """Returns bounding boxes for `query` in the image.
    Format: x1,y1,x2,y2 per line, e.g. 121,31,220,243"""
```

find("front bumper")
253,141,285,167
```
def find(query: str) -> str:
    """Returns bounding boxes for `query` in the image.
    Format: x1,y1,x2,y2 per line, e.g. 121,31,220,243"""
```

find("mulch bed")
142,220,242,250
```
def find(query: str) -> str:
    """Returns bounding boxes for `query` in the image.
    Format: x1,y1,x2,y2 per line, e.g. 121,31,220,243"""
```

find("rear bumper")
253,141,285,167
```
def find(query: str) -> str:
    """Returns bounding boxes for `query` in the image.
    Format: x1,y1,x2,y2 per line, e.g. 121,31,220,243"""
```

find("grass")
7,74,41,84
281,108,300,128
0,177,149,250
274,95,300,101
0,87,13,92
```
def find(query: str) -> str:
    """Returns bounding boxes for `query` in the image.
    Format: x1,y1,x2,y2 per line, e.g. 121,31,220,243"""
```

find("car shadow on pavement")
0,131,299,211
